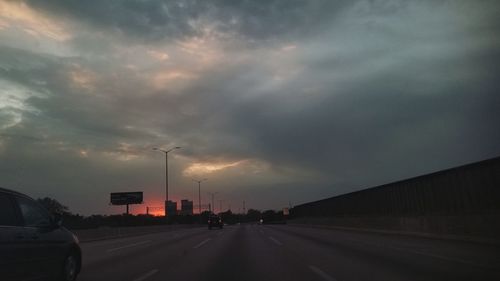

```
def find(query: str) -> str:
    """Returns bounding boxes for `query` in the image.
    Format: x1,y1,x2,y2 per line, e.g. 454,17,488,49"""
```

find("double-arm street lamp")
192,178,207,215
153,146,181,217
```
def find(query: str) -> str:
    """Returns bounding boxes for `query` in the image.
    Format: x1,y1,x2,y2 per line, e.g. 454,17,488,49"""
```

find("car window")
16,196,52,227
0,193,19,226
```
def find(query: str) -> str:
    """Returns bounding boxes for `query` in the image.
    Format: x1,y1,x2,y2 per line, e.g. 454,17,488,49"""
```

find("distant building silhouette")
180,199,193,215
166,200,177,216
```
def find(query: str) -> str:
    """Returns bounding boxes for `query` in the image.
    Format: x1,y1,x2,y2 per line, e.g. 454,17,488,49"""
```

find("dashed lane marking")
133,269,159,281
193,238,211,249
308,265,337,281
268,236,283,246
106,240,152,253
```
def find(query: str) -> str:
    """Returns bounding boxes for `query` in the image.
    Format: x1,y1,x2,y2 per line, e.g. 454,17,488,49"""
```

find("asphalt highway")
77,224,500,281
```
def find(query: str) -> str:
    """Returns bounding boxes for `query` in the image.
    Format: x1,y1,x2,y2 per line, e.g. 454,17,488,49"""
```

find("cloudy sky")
0,0,499,215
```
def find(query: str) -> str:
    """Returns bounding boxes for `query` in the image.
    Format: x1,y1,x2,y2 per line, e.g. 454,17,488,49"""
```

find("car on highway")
0,187,82,281
208,214,223,230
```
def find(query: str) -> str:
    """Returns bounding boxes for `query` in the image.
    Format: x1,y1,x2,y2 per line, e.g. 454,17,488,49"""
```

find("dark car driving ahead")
208,214,223,230
0,187,81,281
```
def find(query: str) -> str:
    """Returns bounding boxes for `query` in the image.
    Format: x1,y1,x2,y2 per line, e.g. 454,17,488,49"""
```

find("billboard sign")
110,192,143,205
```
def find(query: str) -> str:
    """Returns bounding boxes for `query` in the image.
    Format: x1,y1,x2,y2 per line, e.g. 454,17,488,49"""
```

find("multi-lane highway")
78,224,500,281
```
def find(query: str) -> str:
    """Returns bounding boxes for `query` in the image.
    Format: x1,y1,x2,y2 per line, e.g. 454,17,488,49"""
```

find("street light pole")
192,178,207,215
153,146,181,217
207,192,218,214
219,200,224,213
165,153,171,215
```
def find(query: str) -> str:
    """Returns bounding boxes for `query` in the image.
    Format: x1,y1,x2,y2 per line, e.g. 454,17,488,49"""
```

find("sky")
0,0,499,216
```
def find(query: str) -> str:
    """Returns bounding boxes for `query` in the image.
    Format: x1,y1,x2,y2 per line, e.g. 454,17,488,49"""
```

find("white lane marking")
133,269,159,281
217,231,224,236
84,239,132,248
193,238,211,249
268,236,283,246
106,240,151,253
308,265,337,281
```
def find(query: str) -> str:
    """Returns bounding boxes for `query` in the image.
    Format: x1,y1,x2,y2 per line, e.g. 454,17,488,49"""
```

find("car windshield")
1,1,499,281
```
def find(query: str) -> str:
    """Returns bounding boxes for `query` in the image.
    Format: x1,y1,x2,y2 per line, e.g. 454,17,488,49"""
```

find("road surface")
78,224,500,281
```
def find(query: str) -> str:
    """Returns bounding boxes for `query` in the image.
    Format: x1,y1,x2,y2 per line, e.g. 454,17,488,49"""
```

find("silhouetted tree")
262,210,277,222
37,197,70,215
246,209,262,222
219,210,237,224
200,210,211,223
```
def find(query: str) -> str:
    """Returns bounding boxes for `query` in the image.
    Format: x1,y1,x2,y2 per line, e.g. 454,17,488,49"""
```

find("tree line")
37,197,287,229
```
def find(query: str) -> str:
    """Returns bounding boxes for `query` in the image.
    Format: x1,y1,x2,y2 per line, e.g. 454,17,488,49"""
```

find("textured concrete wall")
291,157,500,239
291,213,500,240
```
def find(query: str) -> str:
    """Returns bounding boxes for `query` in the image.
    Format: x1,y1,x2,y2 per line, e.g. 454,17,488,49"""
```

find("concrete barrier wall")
291,213,500,240
291,157,500,239
72,224,202,242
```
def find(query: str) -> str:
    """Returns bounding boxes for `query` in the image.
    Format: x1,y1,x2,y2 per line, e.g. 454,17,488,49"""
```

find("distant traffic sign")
110,192,143,205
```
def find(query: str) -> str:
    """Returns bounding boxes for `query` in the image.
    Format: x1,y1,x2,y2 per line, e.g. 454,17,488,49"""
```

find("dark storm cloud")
26,0,201,41
227,75,500,186
150,0,500,189
25,0,347,41
1,0,500,213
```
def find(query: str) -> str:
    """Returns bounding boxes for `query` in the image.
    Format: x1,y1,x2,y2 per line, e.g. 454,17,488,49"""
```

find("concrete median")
72,224,203,242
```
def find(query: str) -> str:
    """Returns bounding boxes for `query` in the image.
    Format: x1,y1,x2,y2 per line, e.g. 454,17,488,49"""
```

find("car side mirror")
52,213,63,228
